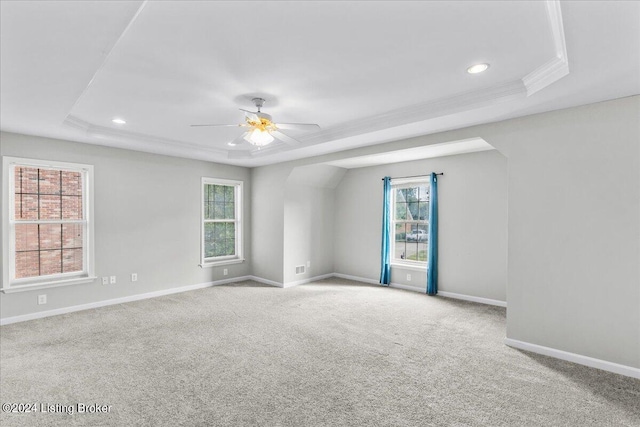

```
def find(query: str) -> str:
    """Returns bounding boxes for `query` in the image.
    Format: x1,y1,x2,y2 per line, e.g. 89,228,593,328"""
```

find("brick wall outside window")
14,167,83,278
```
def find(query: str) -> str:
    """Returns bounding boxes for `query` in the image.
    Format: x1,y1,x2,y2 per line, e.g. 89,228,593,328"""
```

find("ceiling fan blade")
239,108,258,114
271,130,301,146
275,123,320,131
190,124,241,127
240,110,262,124
227,132,249,147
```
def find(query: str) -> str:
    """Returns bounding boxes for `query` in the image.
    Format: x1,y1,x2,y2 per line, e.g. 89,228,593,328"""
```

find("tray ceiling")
1,1,639,166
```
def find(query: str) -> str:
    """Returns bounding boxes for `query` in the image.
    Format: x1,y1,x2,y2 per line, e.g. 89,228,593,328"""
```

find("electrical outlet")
102,277,109,285
131,273,138,282
407,274,412,281
37,294,47,305
110,276,116,284
223,268,228,276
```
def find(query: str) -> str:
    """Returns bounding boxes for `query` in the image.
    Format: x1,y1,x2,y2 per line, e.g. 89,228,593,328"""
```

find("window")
392,180,429,266
201,178,243,267
2,157,95,292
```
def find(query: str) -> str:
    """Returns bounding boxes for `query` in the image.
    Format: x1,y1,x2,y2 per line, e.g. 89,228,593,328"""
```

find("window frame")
2,156,96,293
390,178,430,269
200,177,244,267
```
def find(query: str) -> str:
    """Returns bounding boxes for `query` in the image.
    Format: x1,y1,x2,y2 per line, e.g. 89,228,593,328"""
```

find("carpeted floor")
1,278,638,426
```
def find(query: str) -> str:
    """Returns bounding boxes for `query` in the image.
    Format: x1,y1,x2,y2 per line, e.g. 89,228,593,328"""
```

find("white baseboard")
504,338,640,379
249,273,336,288
333,273,506,308
333,273,379,285
247,275,283,288
437,291,507,308
0,275,252,326
284,273,336,288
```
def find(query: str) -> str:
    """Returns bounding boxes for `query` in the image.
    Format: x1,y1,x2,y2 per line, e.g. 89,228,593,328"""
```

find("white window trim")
200,177,244,267
2,156,96,293
390,179,429,269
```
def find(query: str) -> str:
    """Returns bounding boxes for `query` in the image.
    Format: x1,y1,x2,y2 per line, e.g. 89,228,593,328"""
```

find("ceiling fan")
191,98,320,148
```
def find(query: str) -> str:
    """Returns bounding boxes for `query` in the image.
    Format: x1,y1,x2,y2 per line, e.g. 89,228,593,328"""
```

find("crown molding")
298,79,527,147
522,0,569,95
64,115,227,157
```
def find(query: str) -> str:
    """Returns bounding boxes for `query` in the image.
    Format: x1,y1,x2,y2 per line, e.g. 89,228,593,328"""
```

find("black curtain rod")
381,173,444,181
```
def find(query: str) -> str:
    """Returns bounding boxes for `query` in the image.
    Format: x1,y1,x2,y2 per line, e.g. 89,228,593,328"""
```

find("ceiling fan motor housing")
252,97,266,111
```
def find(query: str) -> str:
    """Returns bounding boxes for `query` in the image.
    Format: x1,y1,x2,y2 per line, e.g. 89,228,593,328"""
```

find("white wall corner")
504,338,640,380
248,275,284,288
283,273,335,288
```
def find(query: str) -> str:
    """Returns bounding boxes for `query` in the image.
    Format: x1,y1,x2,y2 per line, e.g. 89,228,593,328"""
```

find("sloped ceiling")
1,1,638,167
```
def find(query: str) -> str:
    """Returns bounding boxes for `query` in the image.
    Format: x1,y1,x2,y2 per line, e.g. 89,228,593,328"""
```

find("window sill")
199,258,245,268
391,262,427,272
1,276,98,294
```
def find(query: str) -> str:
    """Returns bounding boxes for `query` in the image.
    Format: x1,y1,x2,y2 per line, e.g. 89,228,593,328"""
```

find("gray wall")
0,132,251,318
283,165,345,284
250,164,289,283
333,150,508,302
485,97,640,368
249,95,639,369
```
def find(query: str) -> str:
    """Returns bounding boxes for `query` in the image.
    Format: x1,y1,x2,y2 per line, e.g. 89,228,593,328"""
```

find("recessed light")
467,63,490,74
112,118,126,124
227,142,237,147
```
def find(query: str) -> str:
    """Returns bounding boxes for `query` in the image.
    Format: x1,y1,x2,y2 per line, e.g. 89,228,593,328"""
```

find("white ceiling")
1,1,639,167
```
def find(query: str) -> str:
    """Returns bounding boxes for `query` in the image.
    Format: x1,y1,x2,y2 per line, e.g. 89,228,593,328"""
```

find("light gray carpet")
1,278,638,426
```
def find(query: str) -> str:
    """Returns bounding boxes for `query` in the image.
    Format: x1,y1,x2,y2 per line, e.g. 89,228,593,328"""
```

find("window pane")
407,202,419,220
395,223,406,242
417,242,428,262
39,223,62,250
418,202,428,220
205,201,215,220
405,187,418,203
62,223,83,249
40,250,62,276
214,223,225,240
395,202,407,220
224,203,235,219
405,242,418,261
61,171,82,195
15,251,39,279
225,186,234,201
38,169,61,195
39,195,61,219
214,185,225,202
204,184,211,205
395,239,406,261
14,167,39,194
396,188,407,203
418,185,429,201
15,224,39,252
204,223,216,257
226,223,235,239
214,203,225,219
225,239,236,256
62,249,83,273
15,194,38,220
62,196,82,220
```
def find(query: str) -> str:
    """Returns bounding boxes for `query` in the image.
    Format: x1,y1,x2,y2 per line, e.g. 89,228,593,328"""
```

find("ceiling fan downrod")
252,97,265,113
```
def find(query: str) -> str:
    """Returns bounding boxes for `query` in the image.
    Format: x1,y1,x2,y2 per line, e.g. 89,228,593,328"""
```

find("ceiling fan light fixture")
245,128,274,146
467,63,490,74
